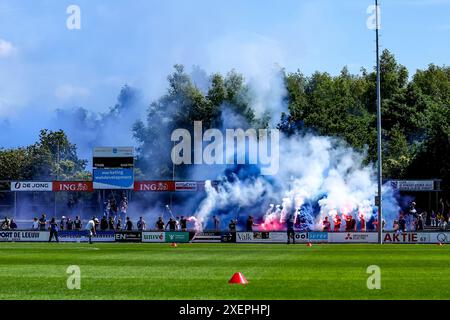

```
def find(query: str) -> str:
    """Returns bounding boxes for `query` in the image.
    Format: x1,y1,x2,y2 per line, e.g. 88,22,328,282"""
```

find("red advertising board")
53,181,93,192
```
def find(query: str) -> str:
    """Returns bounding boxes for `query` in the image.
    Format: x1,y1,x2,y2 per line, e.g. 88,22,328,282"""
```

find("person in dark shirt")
59,216,66,231
137,217,146,231
398,215,406,232
116,219,122,231
9,219,17,230
66,218,74,230
100,216,108,231
156,217,165,231
48,218,59,243
246,216,254,232
74,216,82,230
228,219,237,232
125,217,133,231
286,214,295,244
165,218,177,231
108,216,115,230
39,214,47,231
179,216,187,231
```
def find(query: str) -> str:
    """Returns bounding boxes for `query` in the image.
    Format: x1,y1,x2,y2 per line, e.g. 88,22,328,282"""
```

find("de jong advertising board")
10,181,52,192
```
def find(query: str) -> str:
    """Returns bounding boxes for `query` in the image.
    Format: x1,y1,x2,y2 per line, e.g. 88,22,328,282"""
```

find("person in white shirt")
32,217,39,230
85,217,98,244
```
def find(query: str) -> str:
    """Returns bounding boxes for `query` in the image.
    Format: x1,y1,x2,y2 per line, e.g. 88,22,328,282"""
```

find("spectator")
393,220,399,233
74,216,82,230
137,217,146,231
9,219,17,230
32,217,39,230
1,217,10,230
333,214,341,232
39,214,47,231
66,218,74,231
344,215,353,231
125,217,133,231
179,216,187,231
439,198,445,216
100,216,108,231
59,216,66,231
228,219,237,232
359,214,366,231
155,217,164,231
399,215,406,232
430,210,437,227
108,216,115,230
48,218,59,243
322,217,331,231
165,218,177,231
116,218,122,231
246,216,255,232
119,195,128,221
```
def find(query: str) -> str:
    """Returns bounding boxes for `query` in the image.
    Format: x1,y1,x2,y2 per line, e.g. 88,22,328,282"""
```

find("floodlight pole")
375,0,383,244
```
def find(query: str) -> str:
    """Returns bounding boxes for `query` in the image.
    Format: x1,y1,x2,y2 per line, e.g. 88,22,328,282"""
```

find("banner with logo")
382,232,450,244
53,181,93,192
93,168,134,189
58,230,115,242
389,180,435,191
175,182,198,192
328,232,378,243
307,232,329,242
191,232,222,243
236,232,287,243
10,181,52,192
165,232,189,243
0,231,49,242
134,181,175,192
142,232,165,243
114,231,142,242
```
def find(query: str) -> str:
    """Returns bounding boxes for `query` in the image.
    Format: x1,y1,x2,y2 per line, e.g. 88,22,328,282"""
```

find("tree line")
0,50,448,193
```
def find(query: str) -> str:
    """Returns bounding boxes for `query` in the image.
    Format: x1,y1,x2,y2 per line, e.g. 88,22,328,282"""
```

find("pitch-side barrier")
0,230,449,244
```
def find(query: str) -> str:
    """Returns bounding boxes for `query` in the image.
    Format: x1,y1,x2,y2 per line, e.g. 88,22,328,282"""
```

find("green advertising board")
165,232,189,243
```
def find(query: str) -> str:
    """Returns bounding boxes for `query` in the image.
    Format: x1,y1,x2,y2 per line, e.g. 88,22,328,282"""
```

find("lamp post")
375,0,383,244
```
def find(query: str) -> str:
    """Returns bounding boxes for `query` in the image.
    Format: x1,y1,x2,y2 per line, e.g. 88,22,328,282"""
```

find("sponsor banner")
294,232,309,242
389,180,435,191
93,168,134,189
307,232,329,242
191,232,222,243
53,181,93,192
382,232,450,244
142,232,165,243
236,232,287,243
114,231,142,242
93,147,134,158
58,230,115,242
329,232,378,243
221,232,236,243
10,181,52,192
165,232,189,243
175,181,198,192
0,231,49,242
134,181,175,192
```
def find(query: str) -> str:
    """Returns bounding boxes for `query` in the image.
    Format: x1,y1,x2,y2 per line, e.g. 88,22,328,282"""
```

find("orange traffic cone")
229,272,248,284
170,242,177,247
306,242,312,247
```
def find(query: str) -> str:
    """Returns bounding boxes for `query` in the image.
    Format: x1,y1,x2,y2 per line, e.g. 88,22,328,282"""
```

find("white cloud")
54,84,90,100
0,39,16,58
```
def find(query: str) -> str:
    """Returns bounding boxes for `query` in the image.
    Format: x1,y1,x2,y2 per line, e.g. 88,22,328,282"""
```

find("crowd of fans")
0,199,449,233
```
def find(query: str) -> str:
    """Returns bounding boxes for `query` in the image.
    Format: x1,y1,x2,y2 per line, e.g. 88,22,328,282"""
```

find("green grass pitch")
0,242,449,300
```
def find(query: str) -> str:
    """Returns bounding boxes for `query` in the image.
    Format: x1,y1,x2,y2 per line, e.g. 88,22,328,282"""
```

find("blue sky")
0,0,449,147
